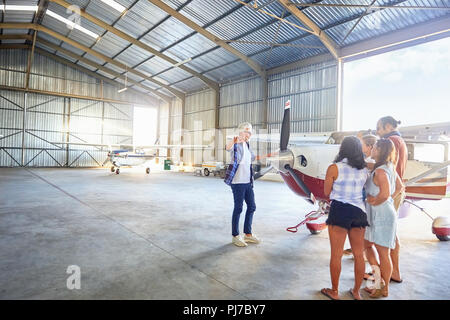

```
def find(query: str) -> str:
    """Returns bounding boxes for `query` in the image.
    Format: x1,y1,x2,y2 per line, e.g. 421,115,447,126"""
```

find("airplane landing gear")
404,200,450,241
287,201,329,234
146,167,150,174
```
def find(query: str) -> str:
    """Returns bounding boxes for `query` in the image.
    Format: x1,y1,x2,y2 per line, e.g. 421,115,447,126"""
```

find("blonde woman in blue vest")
224,122,260,247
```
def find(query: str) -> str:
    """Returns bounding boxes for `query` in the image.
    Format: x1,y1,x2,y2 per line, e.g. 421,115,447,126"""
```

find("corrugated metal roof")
1,28,30,35
135,55,173,76
1,0,448,96
205,60,254,81
114,44,152,66
301,0,371,29
326,0,450,46
155,65,192,84
164,33,218,63
92,32,130,57
171,76,206,92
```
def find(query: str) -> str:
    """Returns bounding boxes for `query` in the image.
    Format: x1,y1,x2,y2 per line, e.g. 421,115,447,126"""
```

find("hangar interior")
0,0,449,300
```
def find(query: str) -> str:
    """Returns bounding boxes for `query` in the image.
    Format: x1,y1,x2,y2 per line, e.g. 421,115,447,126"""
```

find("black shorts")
326,200,369,230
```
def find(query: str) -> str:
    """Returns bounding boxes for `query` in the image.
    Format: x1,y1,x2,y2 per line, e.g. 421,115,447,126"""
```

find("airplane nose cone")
267,149,295,173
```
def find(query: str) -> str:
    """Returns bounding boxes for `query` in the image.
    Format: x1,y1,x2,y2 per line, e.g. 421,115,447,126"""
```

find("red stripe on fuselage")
279,169,327,201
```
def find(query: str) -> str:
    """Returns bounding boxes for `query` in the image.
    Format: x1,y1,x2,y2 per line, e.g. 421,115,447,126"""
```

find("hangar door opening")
343,37,450,132
133,106,157,147
343,37,450,163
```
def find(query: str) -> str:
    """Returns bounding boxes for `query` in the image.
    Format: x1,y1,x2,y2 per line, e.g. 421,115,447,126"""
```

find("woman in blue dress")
364,139,404,298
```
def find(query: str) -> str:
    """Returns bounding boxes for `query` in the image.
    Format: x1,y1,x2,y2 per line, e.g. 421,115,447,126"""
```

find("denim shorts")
326,200,369,230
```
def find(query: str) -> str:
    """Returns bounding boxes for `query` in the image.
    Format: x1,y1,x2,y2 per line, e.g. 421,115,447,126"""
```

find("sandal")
390,277,403,283
364,286,375,294
364,272,375,281
320,288,339,300
369,283,388,298
349,288,362,300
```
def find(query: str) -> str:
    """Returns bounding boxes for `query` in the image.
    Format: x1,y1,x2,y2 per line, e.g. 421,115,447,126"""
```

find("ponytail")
379,116,401,129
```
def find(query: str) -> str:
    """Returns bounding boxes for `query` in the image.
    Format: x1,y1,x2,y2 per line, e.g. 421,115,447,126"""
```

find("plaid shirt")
224,142,254,187
329,158,369,212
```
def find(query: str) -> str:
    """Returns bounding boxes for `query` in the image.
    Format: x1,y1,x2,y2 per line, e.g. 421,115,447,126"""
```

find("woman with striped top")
321,136,370,300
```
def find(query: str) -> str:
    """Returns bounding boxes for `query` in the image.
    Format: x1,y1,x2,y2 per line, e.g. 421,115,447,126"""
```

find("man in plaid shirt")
224,122,260,247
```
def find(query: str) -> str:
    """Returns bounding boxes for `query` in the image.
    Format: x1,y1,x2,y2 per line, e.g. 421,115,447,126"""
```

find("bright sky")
133,106,157,146
343,36,450,131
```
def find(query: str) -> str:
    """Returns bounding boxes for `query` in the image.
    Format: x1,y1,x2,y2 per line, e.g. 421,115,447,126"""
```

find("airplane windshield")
326,132,357,144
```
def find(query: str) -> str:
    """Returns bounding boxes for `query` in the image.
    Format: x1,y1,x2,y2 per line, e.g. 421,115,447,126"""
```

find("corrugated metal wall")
0,49,26,88
168,97,183,163
158,100,169,159
0,90,24,166
0,89,134,167
183,89,216,165
268,60,338,132
267,60,338,154
0,49,148,167
0,49,148,104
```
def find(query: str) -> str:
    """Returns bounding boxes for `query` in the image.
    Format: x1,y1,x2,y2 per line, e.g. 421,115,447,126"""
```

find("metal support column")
21,92,27,166
101,101,105,151
260,76,269,165
214,88,220,162
180,97,185,160
167,100,172,159
65,97,71,166
336,58,344,131
156,100,160,161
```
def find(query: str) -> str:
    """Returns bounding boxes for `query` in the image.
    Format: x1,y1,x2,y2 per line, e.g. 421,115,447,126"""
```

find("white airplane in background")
244,101,450,241
48,141,211,174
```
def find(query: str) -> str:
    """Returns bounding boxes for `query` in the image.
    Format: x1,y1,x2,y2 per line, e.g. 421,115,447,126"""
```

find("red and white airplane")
252,100,450,241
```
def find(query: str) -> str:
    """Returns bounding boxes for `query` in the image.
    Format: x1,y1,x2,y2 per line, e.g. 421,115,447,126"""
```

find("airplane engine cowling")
271,149,295,174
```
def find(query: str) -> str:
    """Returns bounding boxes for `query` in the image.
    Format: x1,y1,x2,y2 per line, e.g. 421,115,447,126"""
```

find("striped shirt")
330,158,369,212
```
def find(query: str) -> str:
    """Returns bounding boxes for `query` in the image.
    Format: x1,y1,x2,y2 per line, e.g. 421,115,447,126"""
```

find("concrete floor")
0,167,449,300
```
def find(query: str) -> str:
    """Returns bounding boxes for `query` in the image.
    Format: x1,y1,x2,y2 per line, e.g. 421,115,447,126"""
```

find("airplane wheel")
146,168,150,174
111,166,115,172
306,222,326,235
432,216,450,241
115,168,120,174
203,168,210,176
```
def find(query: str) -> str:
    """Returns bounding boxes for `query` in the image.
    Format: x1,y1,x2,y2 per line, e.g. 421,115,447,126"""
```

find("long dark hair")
334,136,366,170
373,138,396,171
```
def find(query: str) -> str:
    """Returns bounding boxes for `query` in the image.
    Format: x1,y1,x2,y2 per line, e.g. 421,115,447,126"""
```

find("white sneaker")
244,234,261,244
232,235,248,247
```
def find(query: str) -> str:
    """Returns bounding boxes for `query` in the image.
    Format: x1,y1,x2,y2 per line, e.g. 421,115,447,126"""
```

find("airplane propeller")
254,100,316,204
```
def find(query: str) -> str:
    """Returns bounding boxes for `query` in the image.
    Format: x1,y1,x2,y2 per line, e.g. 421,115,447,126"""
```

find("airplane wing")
137,144,213,150
227,132,332,146
47,141,116,147
47,141,212,150
399,122,450,140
